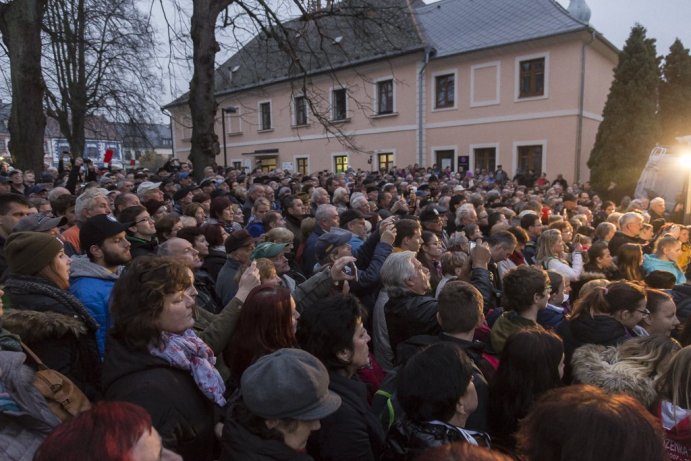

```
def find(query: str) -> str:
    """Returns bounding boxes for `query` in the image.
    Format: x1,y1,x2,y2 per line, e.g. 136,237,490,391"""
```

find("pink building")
165,0,617,183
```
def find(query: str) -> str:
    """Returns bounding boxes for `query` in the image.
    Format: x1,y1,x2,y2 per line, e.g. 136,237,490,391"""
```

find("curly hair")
110,256,192,350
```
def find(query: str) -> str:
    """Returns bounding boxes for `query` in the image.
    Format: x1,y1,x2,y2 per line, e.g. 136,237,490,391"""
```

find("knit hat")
79,214,131,253
241,348,342,420
5,231,63,275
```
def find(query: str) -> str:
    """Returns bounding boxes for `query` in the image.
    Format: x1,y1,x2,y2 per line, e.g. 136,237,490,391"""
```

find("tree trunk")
189,0,229,181
0,0,48,173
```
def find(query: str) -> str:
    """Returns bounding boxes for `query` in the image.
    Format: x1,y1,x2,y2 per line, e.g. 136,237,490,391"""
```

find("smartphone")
343,262,359,283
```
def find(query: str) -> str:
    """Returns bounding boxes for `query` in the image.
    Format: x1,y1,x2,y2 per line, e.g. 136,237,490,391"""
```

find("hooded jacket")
643,254,687,285
69,254,121,357
102,335,218,461
571,344,658,407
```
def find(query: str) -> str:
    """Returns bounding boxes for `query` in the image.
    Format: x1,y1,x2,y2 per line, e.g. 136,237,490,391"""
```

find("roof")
415,0,590,58
116,123,172,149
165,0,425,108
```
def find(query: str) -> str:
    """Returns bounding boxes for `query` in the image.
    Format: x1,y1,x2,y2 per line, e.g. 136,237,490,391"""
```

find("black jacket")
384,292,441,357
126,235,158,259
220,412,314,461
307,372,385,461
2,274,101,399
382,419,490,461
608,232,641,258
202,248,227,284
102,335,218,461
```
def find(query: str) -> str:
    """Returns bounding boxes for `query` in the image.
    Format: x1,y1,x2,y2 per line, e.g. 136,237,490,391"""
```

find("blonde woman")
536,229,583,281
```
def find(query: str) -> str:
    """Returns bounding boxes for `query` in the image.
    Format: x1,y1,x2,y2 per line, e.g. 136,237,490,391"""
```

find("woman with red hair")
223,284,299,387
34,401,181,461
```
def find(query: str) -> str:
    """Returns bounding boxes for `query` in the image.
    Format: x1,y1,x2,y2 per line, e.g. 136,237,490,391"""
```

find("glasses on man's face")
135,216,154,225
635,308,651,318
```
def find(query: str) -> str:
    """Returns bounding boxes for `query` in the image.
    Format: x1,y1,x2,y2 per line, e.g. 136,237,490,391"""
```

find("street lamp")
221,106,237,169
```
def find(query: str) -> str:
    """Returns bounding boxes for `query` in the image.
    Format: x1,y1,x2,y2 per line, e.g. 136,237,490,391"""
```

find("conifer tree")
588,24,660,200
660,39,691,144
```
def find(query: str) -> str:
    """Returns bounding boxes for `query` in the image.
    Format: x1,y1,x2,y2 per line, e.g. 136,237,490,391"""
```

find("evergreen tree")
660,39,691,144
587,24,660,201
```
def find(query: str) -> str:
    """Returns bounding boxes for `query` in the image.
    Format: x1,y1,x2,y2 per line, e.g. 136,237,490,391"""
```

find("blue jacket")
643,254,687,285
69,255,120,358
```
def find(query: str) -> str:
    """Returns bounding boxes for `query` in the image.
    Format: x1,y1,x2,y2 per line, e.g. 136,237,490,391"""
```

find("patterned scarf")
149,329,226,406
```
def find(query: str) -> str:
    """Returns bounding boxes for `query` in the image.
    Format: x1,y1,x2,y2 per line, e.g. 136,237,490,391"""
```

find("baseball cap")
419,205,447,222
137,181,162,196
251,241,288,260
315,228,352,261
241,348,342,420
13,213,67,233
80,214,131,253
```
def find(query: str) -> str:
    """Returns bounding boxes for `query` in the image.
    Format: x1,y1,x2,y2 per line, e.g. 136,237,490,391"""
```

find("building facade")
166,0,617,183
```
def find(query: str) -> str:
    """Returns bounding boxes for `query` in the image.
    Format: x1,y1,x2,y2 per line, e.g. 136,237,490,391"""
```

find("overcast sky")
556,0,688,54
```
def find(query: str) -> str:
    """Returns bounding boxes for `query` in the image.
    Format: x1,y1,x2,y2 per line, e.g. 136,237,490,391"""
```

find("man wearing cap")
250,241,294,292
70,214,132,358
13,213,66,237
420,204,450,250
137,181,164,203
216,230,256,305
340,209,368,252
172,186,194,214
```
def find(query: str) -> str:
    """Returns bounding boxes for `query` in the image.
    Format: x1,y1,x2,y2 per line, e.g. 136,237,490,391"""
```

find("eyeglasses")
635,309,651,317
135,216,155,224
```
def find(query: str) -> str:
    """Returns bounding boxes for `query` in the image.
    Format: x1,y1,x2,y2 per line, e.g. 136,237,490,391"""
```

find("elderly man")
648,197,666,223
62,188,112,255
309,187,331,215
609,212,644,256
302,204,339,276
380,251,441,360
242,183,266,221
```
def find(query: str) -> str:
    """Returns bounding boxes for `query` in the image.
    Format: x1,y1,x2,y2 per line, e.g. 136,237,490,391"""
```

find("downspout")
575,30,595,182
418,47,434,167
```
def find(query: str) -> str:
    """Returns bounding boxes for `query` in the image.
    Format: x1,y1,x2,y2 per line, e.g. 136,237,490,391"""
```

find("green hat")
251,241,288,260
5,231,63,275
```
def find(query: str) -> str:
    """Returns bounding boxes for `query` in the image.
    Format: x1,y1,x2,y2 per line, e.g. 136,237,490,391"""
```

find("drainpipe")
418,48,434,167
575,30,595,182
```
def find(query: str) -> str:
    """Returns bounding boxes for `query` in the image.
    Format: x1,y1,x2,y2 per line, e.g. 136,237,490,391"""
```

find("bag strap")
20,341,50,371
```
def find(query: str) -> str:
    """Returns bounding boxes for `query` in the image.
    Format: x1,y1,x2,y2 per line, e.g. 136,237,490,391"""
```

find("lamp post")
221,106,237,169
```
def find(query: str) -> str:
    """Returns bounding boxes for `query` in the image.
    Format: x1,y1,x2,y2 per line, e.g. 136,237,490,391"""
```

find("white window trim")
430,145,457,171
373,76,396,115
431,69,458,112
468,143,500,173
224,107,242,135
293,155,310,175
470,61,501,107
331,152,350,173
291,94,309,127
257,100,273,131
512,140,548,176
230,158,245,170
514,52,550,102
329,86,350,122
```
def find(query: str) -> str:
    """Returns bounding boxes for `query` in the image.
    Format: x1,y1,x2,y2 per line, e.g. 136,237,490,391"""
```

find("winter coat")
302,226,326,276
659,401,691,461
307,372,385,461
490,311,540,354
0,333,61,461
3,274,101,399
126,234,158,259
216,258,243,306
608,232,641,258
102,335,218,461
194,268,223,314
382,418,489,461
69,255,121,358
384,292,441,358
571,344,658,407
220,411,314,461
202,248,227,284
643,254,687,285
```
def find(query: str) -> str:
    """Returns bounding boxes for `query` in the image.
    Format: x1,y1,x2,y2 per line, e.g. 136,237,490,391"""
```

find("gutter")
575,29,595,182
417,47,434,167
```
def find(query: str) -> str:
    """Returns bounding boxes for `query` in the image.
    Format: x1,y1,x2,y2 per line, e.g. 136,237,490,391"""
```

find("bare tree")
0,0,47,172
42,0,161,159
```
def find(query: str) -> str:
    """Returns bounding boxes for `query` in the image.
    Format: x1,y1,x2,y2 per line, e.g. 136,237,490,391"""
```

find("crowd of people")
1,157,691,461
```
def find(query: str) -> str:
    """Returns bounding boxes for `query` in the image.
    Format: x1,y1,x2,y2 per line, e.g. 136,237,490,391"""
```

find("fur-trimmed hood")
2,309,88,343
571,344,657,407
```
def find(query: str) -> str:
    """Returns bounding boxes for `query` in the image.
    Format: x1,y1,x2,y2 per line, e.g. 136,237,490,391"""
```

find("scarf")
149,329,226,406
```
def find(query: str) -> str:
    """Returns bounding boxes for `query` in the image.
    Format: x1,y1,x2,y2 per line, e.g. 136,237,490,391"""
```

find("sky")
553,0,691,54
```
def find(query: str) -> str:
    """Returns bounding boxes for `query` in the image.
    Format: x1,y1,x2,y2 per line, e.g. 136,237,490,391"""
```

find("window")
232,161,243,170
434,74,455,109
86,146,99,159
332,88,347,121
296,157,308,175
474,148,496,173
376,79,394,115
519,58,545,98
224,107,242,134
334,155,348,173
378,153,394,171
517,145,543,175
0,139,6,151
294,96,307,126
259,102,272,131
257,157,277,172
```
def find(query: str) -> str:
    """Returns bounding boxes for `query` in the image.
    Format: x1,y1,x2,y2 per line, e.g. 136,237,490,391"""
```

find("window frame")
333,154,349,173
374,77,395,116
331,87,348,122
514,53,549,101
432,71,457,110
258,100,272,131
293,95,308,127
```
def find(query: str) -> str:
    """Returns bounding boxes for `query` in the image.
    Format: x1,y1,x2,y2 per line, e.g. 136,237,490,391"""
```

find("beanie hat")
5,231,63,275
